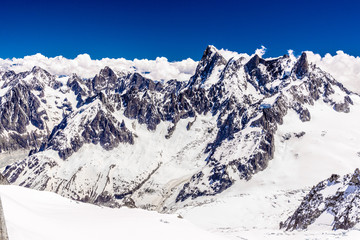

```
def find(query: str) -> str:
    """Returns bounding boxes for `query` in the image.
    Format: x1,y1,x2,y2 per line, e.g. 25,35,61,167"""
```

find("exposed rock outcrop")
281,169,360,231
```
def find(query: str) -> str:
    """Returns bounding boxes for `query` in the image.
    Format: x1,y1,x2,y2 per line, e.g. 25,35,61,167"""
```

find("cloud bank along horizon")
1,47,360,94
0,53,198,82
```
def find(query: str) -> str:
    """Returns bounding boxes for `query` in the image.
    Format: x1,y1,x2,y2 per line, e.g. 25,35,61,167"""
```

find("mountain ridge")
0,45,358,211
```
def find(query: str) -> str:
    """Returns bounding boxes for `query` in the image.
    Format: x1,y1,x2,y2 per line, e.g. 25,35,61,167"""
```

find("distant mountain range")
0,46,359,232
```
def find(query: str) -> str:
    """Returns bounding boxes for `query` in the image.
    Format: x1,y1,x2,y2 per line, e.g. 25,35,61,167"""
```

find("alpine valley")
1,46,360,239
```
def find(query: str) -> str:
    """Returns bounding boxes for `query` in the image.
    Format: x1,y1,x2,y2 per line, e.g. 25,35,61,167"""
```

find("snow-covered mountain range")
0,45,359,217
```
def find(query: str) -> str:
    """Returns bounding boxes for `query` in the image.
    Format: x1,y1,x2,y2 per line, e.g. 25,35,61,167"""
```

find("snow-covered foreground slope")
0,185,229,240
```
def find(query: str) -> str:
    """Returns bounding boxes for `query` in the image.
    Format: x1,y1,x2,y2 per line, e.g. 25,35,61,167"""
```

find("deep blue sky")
1,0,360,61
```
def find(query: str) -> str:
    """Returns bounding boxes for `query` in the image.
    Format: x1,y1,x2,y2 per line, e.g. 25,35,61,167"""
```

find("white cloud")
255,46,267,57
0,54,198,82
2,49,360,94
287,49,297,61
217,48,250,62
306,50,360,94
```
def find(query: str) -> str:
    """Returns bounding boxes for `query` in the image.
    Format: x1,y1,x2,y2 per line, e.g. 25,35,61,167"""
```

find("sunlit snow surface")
0,185,230,240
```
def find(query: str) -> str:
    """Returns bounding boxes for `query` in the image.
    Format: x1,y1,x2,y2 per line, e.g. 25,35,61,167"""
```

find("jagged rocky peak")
243,54,293,94
203,45,222,59
91,66,164,94
175,49,359,202
98,66,118,83
217,56,249,94
293,52,309,78
67,74,84,91
92,66,118,93
67,74,90,106
244,53,290,74
281,169,360,231
245,54,265,71
31,66,53,80
99,66,115,75
23,66,62,90
31,65,46,73
127,72,163,91
188,45,227,87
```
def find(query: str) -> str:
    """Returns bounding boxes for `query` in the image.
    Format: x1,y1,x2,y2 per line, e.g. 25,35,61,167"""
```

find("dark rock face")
92,66,118,93
188,45,227,87
293,52,309,78
0,83,43,133
245,54,291,95
126,73,163,92
0,173,9,185
0,66,74,156
334,99,350,113
0,83,47,153
292,103,311,122
91,70,164,95
45,102,134,160
281,169,360,231
245,54,268,88
122,89,162,131
82,110,134,149
3,154,57,188
67,74,90,107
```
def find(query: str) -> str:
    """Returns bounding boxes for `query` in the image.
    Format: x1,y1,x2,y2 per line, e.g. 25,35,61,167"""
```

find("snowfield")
2,183,360,240
0,185,229,240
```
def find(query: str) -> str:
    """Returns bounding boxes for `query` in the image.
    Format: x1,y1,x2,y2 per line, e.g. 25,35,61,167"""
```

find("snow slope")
0,185,229,240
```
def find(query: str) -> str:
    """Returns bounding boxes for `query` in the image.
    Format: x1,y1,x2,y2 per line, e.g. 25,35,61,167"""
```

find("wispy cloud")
255,46,267,57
